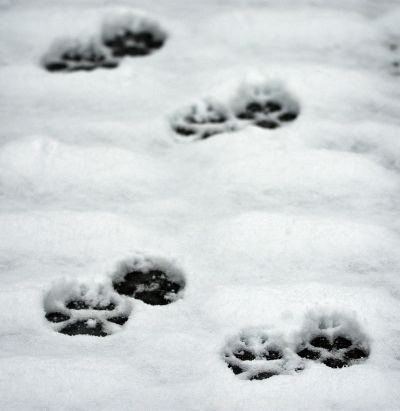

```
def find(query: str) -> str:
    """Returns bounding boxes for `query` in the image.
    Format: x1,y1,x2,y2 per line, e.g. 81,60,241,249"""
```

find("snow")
1,0,400,410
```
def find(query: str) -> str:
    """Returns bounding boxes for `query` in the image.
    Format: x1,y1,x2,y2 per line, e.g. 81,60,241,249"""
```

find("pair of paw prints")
224,312,369,381
170,80,300,141
42,13,167,72
44,255,185,337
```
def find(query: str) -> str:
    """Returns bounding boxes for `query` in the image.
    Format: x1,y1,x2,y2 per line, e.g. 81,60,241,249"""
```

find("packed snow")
1,0,400,410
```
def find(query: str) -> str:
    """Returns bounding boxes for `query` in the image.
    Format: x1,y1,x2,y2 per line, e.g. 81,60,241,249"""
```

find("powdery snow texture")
0,0,400,410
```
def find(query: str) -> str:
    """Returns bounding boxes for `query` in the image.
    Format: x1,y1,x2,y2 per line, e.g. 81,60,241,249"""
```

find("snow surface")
1,0,400,410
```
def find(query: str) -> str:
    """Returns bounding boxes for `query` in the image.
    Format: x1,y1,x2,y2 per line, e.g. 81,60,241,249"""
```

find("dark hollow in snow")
42,40,119,73
59,320,108,337
235,97,299,130
171,101,232,140
224,330,293,381
310,336,332,350
322,358,346,369
66,300,90,310
107,315,129,325
100,14,167,60
228,364,244,375
102,30,165,58
250,371,278,380
297,347,320,360
233,349,256,361
45,312,70,323
44,282,132,337
296,332,369,368
112,269,182,305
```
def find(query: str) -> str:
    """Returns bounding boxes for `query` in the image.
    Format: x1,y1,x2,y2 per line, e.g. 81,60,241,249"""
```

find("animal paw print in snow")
44,279,132,337
41,38,118,72
170,80,300,140
170,99,237,140
101,13,167,57
111,254,186,305
233,81,300,129
223,328,302,380
42,12,167,72
296,312,369,368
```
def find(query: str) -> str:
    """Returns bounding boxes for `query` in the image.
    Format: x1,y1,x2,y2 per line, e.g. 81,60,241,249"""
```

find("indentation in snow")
43,278,132,337
41,38,118,72
101,12,167,58
296,310,370,368
170,99,237,140
232,80,300,129
111,254,185,305
223,328,303,380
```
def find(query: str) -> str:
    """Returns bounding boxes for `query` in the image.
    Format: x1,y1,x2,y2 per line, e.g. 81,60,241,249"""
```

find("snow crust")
0,0,400,410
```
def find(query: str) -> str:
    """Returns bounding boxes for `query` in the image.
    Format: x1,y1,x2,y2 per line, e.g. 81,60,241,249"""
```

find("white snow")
1,0,400,410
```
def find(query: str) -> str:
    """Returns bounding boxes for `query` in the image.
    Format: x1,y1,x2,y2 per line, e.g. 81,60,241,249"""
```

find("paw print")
223,328,302,380
41,38,118,72
170,99,237,140
101,13,167,58
111,254,186,305
41,12,167,72
44,279,132,337
170,80,300,140
232,81,300,129
296,311,369,368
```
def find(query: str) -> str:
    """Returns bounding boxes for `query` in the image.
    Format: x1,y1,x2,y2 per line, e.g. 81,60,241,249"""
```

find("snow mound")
223,327,303,381
296,309,370,368
111,253,186,305
43,278,132,337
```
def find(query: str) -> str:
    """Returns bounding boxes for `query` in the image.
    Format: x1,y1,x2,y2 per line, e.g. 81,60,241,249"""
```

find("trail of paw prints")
111,254,186,306
41,12,167,72
170,80,300,141
296,311,369,368
44,279,132,337
223,328,303,380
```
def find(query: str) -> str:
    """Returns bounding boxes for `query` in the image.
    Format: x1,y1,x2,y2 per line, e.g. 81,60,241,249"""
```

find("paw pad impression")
296,312,369,368
44,279,132,337
170,99,237,140
223,328,302,380
233,81,300,129
42,38,118,72
111,255,186,306
101,13,167,58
